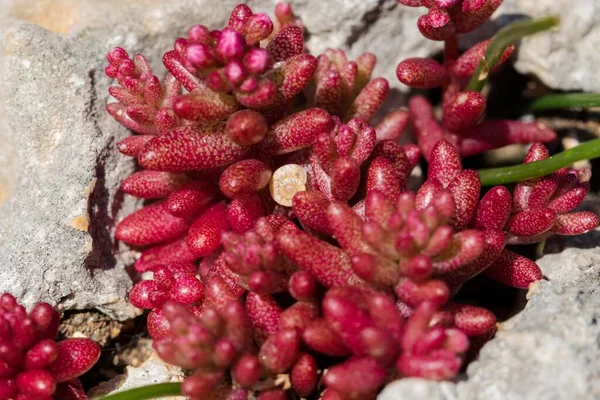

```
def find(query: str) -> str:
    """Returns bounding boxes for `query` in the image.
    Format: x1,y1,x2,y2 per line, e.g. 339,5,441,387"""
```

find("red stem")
442,35,460,125
443,35,459,67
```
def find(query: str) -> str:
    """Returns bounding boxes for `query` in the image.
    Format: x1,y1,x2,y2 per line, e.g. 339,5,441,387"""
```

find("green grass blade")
528,93,600,111
477,138,600,186
97,383,182,400
466,16,560,92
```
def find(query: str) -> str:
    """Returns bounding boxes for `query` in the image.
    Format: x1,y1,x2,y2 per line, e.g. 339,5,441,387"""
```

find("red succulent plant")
0,293,100,400
106,2,597,399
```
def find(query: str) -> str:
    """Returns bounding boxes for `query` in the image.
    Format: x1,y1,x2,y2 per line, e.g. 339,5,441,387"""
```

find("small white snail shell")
269,164,307,207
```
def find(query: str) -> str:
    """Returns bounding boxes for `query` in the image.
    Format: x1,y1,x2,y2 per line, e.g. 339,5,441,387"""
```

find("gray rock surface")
456,243,600,400
379,378,457,400
498,0,600,92
379,227,600,400
0,16,141,320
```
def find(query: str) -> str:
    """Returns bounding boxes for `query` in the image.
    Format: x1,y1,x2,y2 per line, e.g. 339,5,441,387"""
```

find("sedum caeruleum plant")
100,1,600,399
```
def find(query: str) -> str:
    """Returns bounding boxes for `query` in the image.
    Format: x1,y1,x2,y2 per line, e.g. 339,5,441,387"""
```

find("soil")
59,311,152,390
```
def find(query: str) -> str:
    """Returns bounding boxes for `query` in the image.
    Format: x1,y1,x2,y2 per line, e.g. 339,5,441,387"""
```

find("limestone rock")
497,0,600,92
454,239,600,400
378,379,456,400
0,19,140,320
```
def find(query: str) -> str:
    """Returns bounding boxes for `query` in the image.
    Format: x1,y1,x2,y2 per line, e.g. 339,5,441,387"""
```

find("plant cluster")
0,293,100,400
104,1,598,399
395,0,557,159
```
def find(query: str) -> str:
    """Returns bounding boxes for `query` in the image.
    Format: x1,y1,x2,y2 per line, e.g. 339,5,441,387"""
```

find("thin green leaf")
97,382,182,400
528,93,600,111
466,16,560,92
477,138,600,186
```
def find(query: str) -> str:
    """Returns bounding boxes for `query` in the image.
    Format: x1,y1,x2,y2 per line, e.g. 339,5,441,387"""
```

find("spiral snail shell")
269,164,307,207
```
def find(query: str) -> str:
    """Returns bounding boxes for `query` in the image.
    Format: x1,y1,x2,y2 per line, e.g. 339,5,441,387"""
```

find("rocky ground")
0,0,599,398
